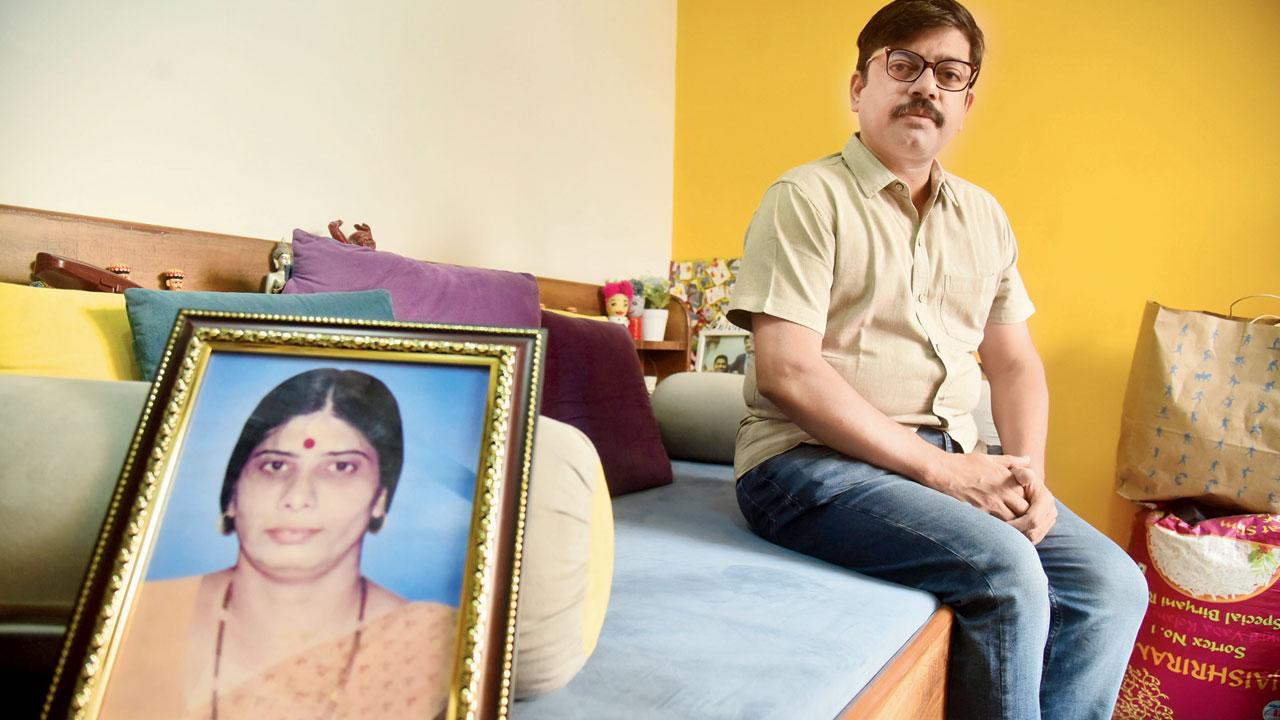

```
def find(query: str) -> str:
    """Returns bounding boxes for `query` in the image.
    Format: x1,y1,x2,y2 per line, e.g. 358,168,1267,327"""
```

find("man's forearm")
759,353,951,486
752,315,1034,520
985,357,1049,479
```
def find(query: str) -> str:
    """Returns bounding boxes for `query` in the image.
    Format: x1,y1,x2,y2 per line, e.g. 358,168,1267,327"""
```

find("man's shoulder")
942,171,1007,217
775,152,853,194
756,153,858,219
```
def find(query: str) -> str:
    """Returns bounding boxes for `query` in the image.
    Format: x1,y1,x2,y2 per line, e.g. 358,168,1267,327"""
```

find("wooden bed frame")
1,203,951,719
840,606,953,719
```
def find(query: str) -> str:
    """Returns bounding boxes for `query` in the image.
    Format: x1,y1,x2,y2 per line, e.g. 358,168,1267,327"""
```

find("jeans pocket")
738,444,888,538
735,465,801,539
735,475,767,536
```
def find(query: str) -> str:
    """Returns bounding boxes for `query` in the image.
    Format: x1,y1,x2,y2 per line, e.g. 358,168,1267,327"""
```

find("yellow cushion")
514,416,613,698
0,282,140,380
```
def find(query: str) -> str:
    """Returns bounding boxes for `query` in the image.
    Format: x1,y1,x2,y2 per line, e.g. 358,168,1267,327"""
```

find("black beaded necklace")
210,576,368,720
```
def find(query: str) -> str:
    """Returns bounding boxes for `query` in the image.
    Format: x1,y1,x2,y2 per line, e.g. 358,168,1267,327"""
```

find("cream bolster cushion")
0,375,611,699
649,371,748,464
516,417,613,698
650,371,1003,460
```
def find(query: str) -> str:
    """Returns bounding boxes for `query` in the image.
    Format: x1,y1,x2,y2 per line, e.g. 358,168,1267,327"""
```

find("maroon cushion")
284,230,541,328
540,309,672,496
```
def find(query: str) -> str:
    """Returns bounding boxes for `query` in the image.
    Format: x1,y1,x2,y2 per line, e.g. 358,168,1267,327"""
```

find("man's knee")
969,536,1051,622
1083,542,1149,628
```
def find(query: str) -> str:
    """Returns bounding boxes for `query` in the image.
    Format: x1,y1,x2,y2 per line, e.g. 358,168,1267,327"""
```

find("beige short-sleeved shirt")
727,133,1035,478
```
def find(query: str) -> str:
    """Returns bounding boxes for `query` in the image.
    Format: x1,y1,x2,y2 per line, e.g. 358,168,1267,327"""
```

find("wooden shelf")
0,204,701,380
635,299,693,380
635,340,684,351
537,278,693,380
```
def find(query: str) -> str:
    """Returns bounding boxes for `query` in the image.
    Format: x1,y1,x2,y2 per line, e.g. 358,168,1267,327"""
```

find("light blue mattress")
514,460,940,720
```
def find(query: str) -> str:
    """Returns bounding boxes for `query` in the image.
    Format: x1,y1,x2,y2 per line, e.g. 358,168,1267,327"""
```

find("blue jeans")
735,430,1147,720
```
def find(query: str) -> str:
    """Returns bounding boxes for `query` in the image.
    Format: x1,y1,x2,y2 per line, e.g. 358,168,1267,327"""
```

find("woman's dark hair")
856,0,985,77
221,368,404,530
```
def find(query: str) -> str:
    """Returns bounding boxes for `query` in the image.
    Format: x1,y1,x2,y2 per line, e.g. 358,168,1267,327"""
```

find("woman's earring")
219,513,235,535
368,515,385,533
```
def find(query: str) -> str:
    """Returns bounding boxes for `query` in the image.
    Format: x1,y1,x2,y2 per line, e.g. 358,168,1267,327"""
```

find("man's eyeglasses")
871,47,978,92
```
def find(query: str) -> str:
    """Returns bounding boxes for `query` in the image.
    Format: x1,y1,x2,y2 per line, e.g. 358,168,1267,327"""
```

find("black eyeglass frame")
873,47,980,92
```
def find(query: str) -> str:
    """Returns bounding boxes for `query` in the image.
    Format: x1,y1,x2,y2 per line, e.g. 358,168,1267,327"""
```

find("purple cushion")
284,230,542,328
540,309,672,496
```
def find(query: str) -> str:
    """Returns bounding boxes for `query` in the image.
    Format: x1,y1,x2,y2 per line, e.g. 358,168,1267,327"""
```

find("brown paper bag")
1116,298,1280,514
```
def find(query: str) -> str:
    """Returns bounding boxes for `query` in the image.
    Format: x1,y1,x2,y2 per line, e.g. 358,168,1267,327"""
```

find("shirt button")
917,292,927,303
894,182,905,191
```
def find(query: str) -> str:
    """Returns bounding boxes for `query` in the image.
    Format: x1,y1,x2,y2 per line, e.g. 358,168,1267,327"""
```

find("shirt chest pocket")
939,273,997,348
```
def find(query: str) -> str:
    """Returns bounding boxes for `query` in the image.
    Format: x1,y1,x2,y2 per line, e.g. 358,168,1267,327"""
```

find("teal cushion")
123,289,396,380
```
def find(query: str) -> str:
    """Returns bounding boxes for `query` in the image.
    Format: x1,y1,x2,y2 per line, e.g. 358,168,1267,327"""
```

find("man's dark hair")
221,368,404,531
856,0,985,78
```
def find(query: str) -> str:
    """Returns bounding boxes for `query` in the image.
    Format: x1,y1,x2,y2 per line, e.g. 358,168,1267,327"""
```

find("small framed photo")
44,312,544,720
695,328,752,375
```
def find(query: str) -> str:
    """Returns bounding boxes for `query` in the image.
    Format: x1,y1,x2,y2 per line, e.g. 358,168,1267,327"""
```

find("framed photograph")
695,328,752,375
44,312,544,720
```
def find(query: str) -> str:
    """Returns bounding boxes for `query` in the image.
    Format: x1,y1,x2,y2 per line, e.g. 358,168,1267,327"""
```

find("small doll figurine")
161,268,185,291
328,219,376,249
348,223,375,248
627,280,645,341
106,263,131,279
602,281,633,325
628,280,645,318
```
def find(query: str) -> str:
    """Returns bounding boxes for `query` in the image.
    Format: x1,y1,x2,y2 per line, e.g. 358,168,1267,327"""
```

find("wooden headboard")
0,204,607,313
1,204,693,377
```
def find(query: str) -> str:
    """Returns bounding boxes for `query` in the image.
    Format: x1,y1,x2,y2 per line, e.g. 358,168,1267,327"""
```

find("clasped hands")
929,452,1058,544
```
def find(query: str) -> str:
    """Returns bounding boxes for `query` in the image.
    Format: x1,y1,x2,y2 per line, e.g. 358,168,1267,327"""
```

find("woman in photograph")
103,368,456,720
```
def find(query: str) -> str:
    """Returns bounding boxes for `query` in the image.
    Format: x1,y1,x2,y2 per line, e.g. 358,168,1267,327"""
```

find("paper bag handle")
1227,294,1280,324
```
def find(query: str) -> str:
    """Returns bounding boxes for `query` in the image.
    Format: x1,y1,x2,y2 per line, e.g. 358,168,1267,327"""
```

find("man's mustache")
891,98,944,127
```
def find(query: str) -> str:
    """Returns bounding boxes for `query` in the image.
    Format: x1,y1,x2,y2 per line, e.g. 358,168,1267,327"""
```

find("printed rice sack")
1115,509,1280,719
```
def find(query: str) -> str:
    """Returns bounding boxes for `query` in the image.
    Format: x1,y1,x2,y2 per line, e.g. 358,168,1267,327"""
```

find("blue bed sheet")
514,460,940,720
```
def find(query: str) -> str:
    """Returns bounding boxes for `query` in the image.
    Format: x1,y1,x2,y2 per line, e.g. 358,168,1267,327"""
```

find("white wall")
0,0,676,283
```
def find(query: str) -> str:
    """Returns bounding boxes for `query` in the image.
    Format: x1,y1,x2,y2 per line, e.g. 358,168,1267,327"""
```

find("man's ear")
959,87,976,129
849,71,866,111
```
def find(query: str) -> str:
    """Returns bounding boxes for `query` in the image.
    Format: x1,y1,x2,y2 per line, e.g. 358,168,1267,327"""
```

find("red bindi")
303,438,316,449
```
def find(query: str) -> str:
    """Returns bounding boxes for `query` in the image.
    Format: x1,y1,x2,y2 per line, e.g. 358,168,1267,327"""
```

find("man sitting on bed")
724,2,1146,718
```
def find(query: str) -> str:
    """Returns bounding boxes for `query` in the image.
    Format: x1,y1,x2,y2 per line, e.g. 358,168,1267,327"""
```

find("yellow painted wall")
674,0,1280,541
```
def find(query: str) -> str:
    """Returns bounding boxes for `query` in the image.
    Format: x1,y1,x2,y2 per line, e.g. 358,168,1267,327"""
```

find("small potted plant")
638,276,673,342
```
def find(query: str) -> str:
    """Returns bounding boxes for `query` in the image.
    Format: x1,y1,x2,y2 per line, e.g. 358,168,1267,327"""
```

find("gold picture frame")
42,312,544,720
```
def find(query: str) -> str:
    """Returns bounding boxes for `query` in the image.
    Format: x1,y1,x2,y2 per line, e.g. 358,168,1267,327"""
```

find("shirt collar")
936,165,957,206
842,133,957,206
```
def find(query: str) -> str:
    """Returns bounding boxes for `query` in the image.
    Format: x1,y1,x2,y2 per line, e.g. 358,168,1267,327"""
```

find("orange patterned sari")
101,577,457,720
